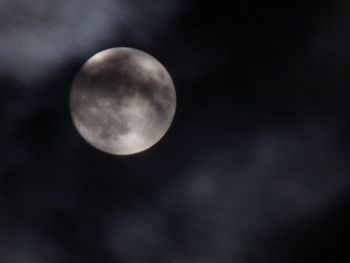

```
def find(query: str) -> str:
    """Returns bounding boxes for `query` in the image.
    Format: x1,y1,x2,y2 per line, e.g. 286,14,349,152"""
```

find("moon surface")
70,47,176,155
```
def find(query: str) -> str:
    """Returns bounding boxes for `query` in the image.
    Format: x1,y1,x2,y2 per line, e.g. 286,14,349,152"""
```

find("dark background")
1,0,350,262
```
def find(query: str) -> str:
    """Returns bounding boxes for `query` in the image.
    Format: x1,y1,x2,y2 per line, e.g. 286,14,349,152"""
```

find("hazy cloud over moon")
70,48,176,155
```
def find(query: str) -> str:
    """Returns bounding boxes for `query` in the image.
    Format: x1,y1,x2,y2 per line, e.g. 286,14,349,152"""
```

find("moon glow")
70,48,176,155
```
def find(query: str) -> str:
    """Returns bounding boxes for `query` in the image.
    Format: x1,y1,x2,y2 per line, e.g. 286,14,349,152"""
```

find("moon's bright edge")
70,47,176,155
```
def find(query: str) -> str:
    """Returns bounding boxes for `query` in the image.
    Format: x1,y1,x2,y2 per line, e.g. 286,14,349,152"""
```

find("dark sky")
1,0,350,262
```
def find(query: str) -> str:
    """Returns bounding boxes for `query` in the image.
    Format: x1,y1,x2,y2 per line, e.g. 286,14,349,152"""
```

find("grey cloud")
102,113,350,262
0,0,182,83
0,225,65,263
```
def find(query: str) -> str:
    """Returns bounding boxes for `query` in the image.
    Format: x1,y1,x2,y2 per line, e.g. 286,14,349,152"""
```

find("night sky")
1,1,350,262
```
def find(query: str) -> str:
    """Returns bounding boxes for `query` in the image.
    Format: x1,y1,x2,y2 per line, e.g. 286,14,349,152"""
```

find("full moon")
70,47,176,155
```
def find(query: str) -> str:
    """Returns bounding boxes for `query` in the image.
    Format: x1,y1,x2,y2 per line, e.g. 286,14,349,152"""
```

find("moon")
70,47,176,155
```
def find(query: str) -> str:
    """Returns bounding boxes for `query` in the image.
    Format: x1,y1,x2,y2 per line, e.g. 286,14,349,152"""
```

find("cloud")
102,112,350,262
0,0,181,83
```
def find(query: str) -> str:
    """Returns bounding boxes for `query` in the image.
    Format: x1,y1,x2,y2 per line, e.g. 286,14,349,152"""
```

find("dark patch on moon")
70,47,176,155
